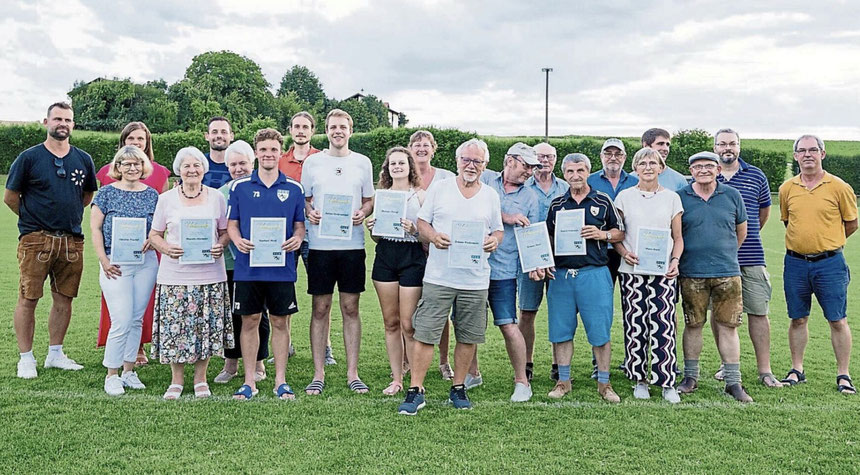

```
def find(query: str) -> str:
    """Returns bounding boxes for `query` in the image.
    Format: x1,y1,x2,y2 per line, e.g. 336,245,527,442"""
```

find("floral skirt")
151,282,234,364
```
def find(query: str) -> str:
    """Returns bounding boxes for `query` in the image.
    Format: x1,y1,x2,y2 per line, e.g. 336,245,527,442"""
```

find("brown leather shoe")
598,382,620,403
548,380,571,399
725,383,754,403
677,376,698,394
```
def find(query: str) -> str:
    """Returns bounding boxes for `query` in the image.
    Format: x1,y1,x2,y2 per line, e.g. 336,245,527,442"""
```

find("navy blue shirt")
227,171,305,282
678,182,748,278
587,169,638,200
546,188,623,269
716,158,771,267
203,152,232,189
6,144,97,238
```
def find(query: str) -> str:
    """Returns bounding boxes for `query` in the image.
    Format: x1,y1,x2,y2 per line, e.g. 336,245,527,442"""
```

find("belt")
40,230,73,237
786,249,841,262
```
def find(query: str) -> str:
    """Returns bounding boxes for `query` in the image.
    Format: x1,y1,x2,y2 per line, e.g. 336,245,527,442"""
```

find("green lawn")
1,197,858,473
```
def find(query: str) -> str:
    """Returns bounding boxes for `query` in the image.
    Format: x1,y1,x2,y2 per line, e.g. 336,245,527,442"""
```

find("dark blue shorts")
783,252,850,321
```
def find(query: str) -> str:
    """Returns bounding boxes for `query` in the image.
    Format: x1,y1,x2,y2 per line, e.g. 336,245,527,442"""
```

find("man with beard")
5,102,97,378
640,128,689,192
202,116,235,189
711,129,782,388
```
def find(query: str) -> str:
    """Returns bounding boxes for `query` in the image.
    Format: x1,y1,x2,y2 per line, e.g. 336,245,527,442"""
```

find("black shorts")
307,249,366,295
371,240,426,287
233,281,299,316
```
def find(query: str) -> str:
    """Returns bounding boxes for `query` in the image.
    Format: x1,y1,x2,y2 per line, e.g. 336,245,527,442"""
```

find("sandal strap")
837,374,853,384
233,384,255,399
275,383,294,397
348,379,369,391
305,380,325,393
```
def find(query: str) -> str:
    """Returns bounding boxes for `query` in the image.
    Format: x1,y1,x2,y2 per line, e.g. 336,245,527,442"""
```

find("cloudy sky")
3,0,860,139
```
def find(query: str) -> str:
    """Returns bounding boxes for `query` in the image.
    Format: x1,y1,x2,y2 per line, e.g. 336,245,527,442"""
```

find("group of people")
5,102,857,414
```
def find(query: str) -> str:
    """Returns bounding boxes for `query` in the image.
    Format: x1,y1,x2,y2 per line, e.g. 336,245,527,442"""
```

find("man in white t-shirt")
301,109,375,396
397,138,504,414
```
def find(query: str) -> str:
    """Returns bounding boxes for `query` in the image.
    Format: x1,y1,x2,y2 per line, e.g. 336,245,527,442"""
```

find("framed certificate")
554,209,586,256
515,222,555,273
250,217,287,267
179,218,214,264
448,220,485,269
372,190,408,238
634,226,672,276
319,193,354,240
110,217,146,265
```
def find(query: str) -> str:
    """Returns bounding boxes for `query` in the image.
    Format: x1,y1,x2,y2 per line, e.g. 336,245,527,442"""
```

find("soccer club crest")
590,206,600,217
277,189,290,202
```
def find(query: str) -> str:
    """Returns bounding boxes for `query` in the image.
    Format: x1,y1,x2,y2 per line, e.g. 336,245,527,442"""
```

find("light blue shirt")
587,169,639,200
657,167,690,192
481,170,540,280
524,174,569,221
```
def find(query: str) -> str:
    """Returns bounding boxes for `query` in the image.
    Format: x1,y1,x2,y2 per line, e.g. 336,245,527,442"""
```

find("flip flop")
162,384,183,400
305,379,325,396
348,379,369,394
233,384,258,401
194,382,211,398
274,383,295,400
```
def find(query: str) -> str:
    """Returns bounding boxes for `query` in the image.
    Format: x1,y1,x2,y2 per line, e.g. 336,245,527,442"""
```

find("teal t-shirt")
678,183,747,278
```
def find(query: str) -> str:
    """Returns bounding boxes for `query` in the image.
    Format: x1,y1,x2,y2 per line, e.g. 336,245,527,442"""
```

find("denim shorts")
546,266,613,346
488,278,517,326
517,271,547,312
784,252,850,321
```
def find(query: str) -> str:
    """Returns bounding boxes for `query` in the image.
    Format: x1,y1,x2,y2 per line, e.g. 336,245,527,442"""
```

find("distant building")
345,91,401,128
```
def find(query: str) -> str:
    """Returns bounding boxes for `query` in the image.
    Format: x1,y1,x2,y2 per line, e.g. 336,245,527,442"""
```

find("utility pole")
541,67,553,141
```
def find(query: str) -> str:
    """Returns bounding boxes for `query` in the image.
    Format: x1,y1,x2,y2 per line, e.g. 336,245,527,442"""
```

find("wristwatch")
605,232,611,241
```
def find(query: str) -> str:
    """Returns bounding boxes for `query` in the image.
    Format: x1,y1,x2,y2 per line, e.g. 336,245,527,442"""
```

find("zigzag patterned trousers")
620,273,678,387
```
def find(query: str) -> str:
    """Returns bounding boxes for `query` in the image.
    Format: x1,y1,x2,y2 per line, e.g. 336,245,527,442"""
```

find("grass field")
2,192,859,473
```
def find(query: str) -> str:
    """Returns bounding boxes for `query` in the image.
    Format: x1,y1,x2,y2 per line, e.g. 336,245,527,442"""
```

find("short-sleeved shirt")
655,166,690,192
96,162,171,193
227,171,305,282
546,188,623,269
779,173,858,255
587,169,639,200
92,185,159,255
716,158,771,267
418,177,503,290
151,187,228,285
428,167,455,189
6,144,98,238
202,152,231,189
481,170,540,280
301,150,375,251
278,145,320,182
524,175,569,221
614,187,683,275
678,183,747,278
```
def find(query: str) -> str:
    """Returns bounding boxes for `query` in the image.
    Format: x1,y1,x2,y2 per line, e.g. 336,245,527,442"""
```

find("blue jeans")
488,279,517,326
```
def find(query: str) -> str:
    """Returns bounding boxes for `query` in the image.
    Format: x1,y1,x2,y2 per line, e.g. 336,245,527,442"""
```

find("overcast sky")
3,0,860,139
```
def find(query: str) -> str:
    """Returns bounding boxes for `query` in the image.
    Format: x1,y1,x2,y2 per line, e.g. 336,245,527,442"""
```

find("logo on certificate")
277,190,290,202
590,206,600,217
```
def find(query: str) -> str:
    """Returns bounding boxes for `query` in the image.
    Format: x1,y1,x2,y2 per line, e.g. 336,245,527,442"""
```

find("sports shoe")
662,387,681,404
121,371,146,390
464,372,483,390
398,387,426,415
510,382,532,402
17,359,37,379
449,384,472,409
105,375,125,396
439,362,453,381
590,367,598,380
725,383,754,403
44,353,83,371
214,369,238,384
633,382,650,399
288,343,296,358
324,346,337,366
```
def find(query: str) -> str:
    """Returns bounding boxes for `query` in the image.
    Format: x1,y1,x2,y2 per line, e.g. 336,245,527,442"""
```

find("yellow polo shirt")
779,172,858,254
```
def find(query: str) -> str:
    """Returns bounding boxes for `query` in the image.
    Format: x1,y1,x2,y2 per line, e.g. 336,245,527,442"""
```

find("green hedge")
791,154,860,192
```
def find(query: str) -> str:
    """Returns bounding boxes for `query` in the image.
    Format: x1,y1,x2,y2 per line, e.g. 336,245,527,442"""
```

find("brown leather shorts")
17,231,85,299
680,276,743,328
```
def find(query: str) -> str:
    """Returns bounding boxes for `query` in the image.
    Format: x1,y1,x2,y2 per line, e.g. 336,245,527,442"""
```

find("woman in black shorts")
365,146,426,395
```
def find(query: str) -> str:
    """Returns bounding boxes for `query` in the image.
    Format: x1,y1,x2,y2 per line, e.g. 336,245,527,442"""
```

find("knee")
828,318,849,332
17,297,38,311
519,312,536,324
383,317,401,334
242,314,262,330
499,323,521,338
342,305,360,320
790,317,808,328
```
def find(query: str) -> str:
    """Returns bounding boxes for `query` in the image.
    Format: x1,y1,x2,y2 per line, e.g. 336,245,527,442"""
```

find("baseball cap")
601,138,626,154
506,142,540,166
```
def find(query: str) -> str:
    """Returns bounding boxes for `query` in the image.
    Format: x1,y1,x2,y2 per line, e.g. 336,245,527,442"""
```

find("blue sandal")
233,384,258,400
275,383,295,400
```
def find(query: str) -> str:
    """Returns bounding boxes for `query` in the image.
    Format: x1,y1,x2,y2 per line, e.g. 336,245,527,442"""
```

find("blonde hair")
325,108,353,131
109,145,153,180
631,147,665,170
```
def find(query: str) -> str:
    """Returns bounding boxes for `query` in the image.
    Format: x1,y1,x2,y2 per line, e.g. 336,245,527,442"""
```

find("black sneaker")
525,362,534,382
449,384,472,409
550,363,559,382
398,387,426,415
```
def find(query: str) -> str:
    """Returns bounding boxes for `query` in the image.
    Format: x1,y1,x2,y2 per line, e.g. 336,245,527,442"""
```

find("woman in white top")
365,147,426,395
613,147,684,404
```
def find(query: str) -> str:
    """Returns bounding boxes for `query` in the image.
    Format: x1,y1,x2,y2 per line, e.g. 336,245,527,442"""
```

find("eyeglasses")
119,162,142,170
715,142,739,148
635,161,662,169
54,157,66,178
459,157,484,167
795,148,821,155
602,151,625,159
690,163,718,171
536,153,556,160
511,156,540,169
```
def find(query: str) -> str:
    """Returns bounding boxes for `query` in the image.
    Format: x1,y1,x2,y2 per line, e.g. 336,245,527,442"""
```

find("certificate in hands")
319,193,354,240
554,209,586,256
179,218,214,264
515,222,555,273
250,217,287,267
372,190,408,238
448,220,485,270
110,217,146,265
634,226,672,275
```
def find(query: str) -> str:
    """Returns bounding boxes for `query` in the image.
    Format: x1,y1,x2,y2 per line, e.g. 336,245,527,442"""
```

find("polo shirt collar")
250,170,287,186
790,171,833,187
682,182,726,196
737,157,750,171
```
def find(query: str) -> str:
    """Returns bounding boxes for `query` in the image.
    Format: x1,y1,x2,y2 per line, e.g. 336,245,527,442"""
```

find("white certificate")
634,226,672,276
110,217,146,265
372,190,408,238
250,217,287,267
515,222,555,272
448,220,485,269
319,193,354,240
179,218,215,264
554,209,586,256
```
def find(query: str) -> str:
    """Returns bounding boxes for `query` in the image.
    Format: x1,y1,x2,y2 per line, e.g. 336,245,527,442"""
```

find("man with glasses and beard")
5,102,97,379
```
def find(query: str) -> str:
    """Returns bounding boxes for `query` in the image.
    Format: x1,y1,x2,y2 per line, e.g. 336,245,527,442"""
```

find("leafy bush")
791,154,860,192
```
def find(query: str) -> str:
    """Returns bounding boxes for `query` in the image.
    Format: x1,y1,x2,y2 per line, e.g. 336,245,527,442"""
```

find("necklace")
636,185,660,198
180,185,202,199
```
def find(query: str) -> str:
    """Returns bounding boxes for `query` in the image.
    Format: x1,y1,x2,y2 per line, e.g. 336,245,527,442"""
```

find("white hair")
455,138,490,163
173,146,208,176
225,140,256,166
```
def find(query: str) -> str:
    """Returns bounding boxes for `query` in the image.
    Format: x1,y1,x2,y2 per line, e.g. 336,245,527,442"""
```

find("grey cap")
601,138,626,154
688,151,720,164
506,142,540,166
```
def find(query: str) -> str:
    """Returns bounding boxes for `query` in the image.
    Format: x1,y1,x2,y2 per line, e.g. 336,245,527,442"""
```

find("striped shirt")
716,157,770,267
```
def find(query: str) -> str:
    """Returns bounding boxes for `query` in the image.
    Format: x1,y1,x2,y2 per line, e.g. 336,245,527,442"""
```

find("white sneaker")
121,371,146,390
44,353,83,371
464,373,483,390
633,382,651,399
17,359,37,379
663,387,681,404
510,382,533,402
105,375,125,396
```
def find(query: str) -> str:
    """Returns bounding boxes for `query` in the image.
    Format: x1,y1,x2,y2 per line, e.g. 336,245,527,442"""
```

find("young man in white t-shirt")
301,109,375,395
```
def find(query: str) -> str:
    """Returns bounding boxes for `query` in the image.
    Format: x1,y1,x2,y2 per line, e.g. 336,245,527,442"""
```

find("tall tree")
278,65,326,106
